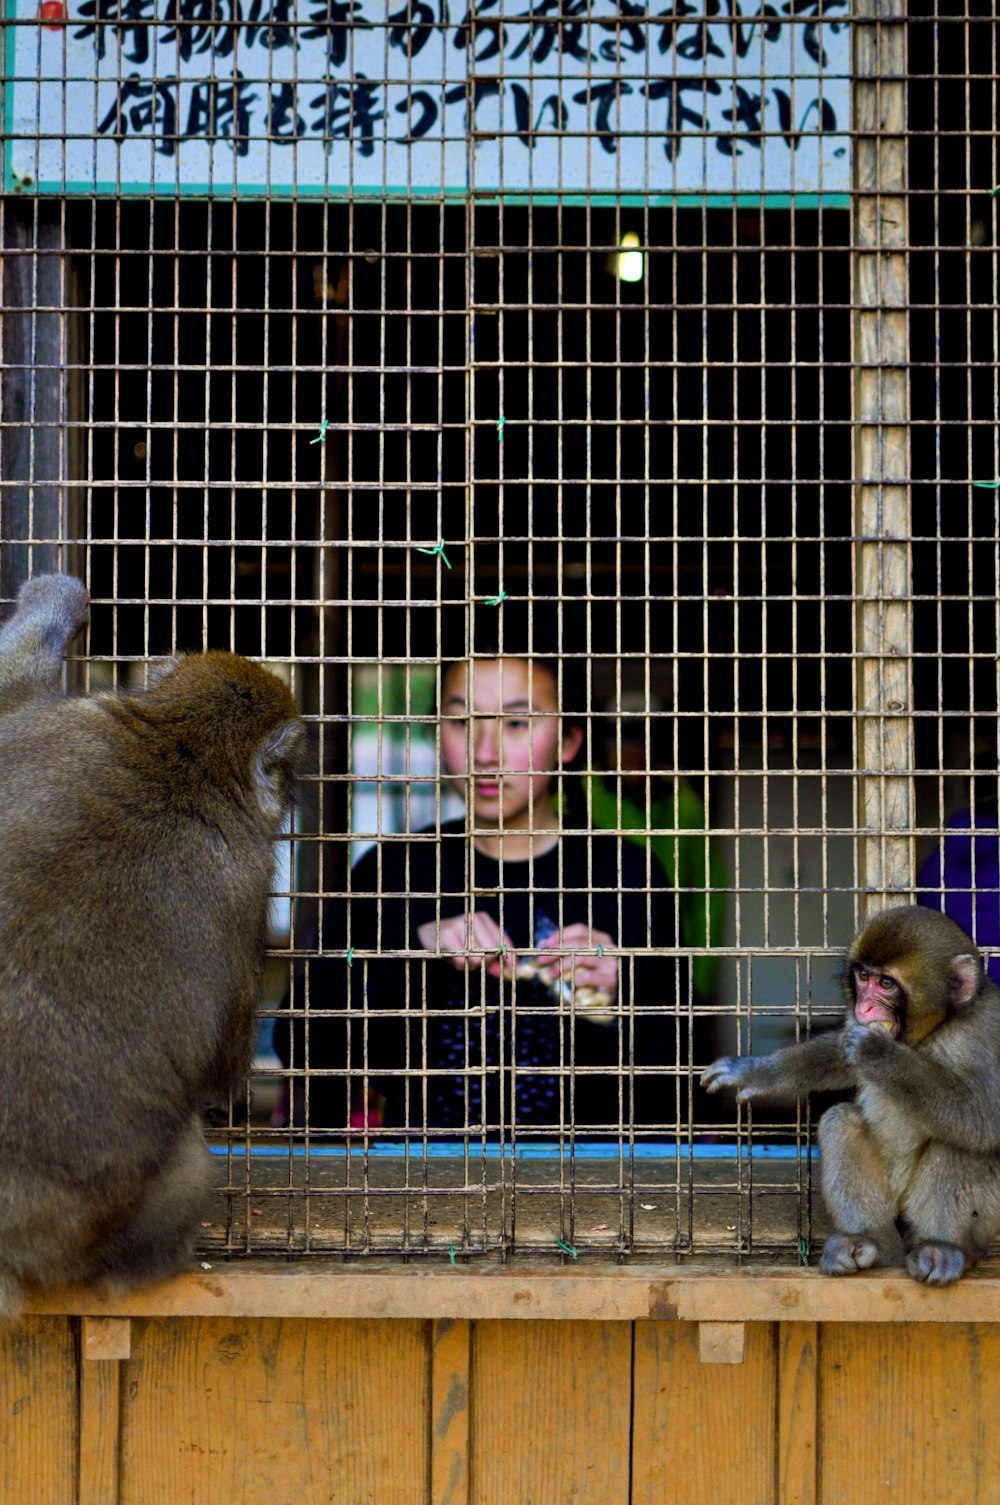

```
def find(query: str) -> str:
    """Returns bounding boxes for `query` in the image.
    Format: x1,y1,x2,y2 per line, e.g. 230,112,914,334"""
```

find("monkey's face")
850,957,948,1045
851,963,903,1039
846,908,985,1048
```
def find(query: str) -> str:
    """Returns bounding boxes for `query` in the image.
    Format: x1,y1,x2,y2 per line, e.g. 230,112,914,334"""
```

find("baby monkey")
702,906,1000,1286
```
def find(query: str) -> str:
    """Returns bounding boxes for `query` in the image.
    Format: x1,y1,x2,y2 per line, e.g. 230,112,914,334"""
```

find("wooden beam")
21,1263,1000,1324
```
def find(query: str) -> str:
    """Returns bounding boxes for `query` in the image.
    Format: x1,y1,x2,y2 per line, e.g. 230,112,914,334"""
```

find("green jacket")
588,776,726,1001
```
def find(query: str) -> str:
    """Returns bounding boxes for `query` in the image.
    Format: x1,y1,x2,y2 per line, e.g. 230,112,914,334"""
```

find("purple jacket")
918,808,1000,984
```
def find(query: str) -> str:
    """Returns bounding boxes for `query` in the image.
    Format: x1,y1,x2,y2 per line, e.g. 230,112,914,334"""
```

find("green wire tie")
556,1238,578,1259
449,1244,456,1265
973,479,1000,489
309,418,330,444
992,185,1000,197
346,948,354,965
497,414,506,441
485,591,506,606
597,944,604,957
415,540,452,569
799,1238,809,1266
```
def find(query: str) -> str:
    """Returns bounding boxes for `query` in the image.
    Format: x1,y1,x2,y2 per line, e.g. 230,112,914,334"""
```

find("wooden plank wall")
4,1315,1000,1505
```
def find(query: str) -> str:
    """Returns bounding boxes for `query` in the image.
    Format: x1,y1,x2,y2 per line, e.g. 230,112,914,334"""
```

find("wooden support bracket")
698,1321,746,1364
82,1315,132,1362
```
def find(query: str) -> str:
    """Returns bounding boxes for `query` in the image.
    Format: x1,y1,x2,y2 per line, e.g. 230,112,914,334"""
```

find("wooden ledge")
22,1260,1000,1324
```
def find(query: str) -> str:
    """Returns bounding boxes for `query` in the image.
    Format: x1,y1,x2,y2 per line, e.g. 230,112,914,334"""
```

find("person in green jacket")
588,698,726,1003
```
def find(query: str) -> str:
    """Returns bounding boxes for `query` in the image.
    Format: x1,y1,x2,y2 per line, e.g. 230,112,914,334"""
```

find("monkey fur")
0,574,304,1315
702,906,1000,1285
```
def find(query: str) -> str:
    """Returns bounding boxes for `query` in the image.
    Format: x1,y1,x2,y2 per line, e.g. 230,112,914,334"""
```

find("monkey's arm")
701,1032,854,1102
0,574,89,710
845,1023,1000,1152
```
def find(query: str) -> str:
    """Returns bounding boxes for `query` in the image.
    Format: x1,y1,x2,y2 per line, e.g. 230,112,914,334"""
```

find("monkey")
0,574,304,1316
702,906,1000,1286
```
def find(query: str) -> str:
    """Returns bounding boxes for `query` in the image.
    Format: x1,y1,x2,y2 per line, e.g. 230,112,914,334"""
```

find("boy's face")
440,658,582,830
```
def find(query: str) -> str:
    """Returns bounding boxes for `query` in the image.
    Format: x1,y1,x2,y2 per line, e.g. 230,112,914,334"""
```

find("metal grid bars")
0,1,996,1265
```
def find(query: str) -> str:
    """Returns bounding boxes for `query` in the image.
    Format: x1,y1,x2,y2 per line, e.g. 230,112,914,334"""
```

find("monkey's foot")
905,1241,967,1286
820,1233,892,1276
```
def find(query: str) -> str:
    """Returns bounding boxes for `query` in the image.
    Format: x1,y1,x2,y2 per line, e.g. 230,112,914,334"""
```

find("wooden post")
853,0,913,914
777,1322,818,1505
431,1317,471,1505
79,1317,131,1505
0,200,70,603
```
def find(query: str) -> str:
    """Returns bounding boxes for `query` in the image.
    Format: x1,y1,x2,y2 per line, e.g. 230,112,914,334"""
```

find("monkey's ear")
948,953,982,1011
253,720,306,822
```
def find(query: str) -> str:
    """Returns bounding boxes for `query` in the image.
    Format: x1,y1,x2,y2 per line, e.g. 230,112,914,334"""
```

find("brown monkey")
0,574,303,1314
702,906,1000,1285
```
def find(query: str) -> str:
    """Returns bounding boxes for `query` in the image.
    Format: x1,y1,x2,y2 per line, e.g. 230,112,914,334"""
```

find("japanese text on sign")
6,0,850,198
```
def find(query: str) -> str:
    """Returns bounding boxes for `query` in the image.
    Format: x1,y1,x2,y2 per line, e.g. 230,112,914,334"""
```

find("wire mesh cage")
0,0,996,1265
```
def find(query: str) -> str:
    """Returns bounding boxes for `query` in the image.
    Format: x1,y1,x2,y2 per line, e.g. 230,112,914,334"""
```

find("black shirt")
279,819,682,1133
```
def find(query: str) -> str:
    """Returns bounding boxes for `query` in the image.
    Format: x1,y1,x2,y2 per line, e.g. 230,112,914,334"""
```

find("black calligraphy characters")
77,0,847,168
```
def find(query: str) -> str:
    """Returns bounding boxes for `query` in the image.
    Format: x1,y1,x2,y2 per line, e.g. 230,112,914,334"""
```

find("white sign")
5,0,850,200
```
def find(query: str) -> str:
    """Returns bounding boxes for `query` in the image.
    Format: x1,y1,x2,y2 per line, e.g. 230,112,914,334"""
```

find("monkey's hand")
701,1056,772,1102
842,1020,897,1072
702,1034,855,1099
